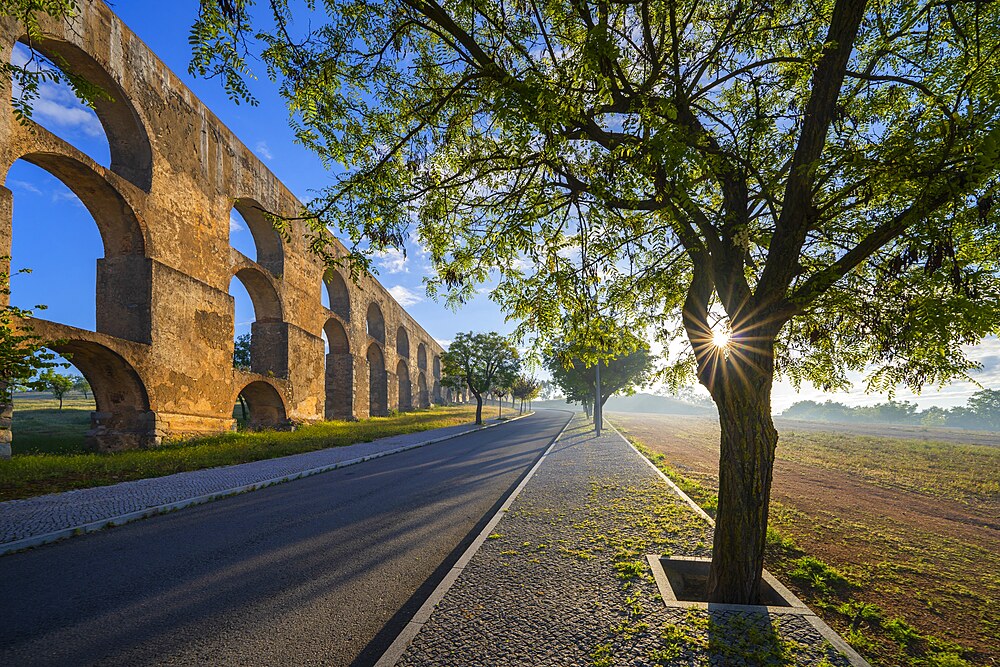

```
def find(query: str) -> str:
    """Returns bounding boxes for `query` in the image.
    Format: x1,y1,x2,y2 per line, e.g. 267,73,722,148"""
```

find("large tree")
184,0,1000,604
441,331,521,425
10,0,999,603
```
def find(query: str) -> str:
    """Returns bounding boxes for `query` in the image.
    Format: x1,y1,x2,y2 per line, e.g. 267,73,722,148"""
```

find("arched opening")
11,340,154,452
367,343,388,417
417,372,429,409
417,343,427,370
323,268,350,321
5,154,151,343
397,360,412,411
324,318,353,420
366,302,385,344
9,353,94,455
11,38,153,191
230,199,283,275
230,267,287,377
432,356,443,404
433,380,442,404
396,326,410,359
235,381,287,430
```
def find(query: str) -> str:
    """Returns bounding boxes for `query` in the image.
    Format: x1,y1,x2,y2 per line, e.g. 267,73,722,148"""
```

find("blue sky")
5,2,997,412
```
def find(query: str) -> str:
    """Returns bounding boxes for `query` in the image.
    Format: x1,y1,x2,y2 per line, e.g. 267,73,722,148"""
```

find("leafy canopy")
546,340,655,407
440,331,520,398
189,0,1000,396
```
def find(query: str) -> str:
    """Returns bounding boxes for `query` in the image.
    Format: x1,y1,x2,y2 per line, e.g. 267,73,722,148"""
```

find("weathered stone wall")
0,0,444,454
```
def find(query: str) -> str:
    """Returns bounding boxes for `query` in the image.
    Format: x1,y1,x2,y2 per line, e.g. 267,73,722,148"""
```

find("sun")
712,328,731,349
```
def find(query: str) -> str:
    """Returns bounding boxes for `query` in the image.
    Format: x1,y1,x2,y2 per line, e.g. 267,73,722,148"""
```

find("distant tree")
490,366,518,418
71,375,91,399
920,406,948,427
967,389,1000,430
441,332,520,425
440,375,465,404
512,376,541,413
233,333,252,370
35,369,73,410
546,343,654,421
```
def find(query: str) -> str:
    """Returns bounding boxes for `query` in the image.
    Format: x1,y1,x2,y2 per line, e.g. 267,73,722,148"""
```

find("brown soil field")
610,412,999,667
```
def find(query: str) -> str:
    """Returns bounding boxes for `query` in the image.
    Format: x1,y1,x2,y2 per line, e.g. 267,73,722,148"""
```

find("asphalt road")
0,409,571,667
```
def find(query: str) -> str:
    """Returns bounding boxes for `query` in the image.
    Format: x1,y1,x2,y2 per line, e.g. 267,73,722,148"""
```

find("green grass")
0,404,480,501
10,394,96,455
615,420,991,667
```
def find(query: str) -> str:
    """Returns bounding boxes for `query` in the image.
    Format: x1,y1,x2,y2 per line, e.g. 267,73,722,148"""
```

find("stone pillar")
96,255,153,343
250,321,289,378
86,409,159,452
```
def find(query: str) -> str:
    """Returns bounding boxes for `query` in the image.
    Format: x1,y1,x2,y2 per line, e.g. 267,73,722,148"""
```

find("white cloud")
51,190,84,208
376,247,408,273
11,44,103,138
9,180,41,194
254,141,273,160
230,214,246,234
435,338,452,348
388,284,423,307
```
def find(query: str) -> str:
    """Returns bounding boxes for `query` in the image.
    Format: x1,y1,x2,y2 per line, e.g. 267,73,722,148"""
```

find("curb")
609,420,871,667
0,412,533,557
374,411,575,667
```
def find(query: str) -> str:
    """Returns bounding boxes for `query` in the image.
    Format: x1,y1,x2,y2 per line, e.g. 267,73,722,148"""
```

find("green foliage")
546,340,654,409
783,391,1000,430
0,259,61,402
70,375,90,399
183,0,1000,398
440,331,520,422
786,556,853,599
0,1,116,124
33,369,73,409
233,332,251,370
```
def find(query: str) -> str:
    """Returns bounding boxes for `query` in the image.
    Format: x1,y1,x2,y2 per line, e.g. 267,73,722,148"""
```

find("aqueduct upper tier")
0,0,444,453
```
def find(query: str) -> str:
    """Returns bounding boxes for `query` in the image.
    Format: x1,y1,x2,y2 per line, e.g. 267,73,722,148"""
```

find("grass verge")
621,428,986,667
0,405,481,501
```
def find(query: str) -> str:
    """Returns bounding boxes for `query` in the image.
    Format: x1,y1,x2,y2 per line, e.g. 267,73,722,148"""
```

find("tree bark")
0,383,11,459
707,372,778,604
473,392,483,424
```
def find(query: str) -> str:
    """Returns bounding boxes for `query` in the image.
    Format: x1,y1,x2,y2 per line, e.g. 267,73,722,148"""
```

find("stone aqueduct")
0,0,446,454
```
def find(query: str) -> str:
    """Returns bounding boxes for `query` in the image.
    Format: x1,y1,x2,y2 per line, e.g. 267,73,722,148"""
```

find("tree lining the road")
441,331,521,425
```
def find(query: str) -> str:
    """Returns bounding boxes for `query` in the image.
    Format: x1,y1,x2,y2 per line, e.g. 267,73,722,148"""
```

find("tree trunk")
0,384,12,459
58,395,64,410
705,349,779,605
474,393,483,424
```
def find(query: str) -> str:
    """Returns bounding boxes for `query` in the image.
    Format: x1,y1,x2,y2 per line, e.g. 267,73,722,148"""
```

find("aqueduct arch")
0,0,444,456
48,337,153,451
15,35,153,191
397,360,412,411
367,343,388,417
324,317,353,420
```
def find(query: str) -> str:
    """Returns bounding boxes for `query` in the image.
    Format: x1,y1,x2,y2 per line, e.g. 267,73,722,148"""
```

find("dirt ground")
610,412,999,666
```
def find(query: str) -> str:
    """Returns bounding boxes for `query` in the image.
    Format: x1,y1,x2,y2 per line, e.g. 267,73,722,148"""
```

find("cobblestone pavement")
0,417,508,549
395,416,860,667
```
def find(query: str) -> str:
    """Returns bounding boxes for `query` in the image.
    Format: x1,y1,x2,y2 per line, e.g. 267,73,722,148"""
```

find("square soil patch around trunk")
647,555,812,614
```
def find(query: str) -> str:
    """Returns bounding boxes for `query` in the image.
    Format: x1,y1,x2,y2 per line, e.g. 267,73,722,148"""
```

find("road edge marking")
374,411,575,667
0,412,534,557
